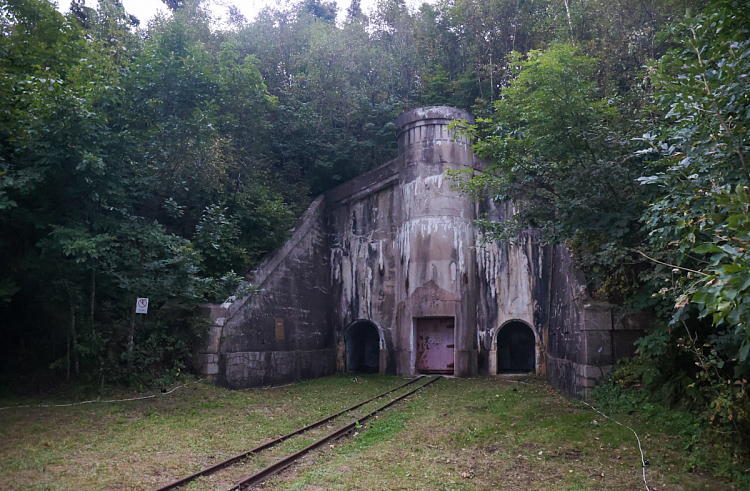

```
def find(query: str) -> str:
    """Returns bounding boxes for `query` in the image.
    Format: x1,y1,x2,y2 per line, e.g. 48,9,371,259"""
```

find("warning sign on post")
135,298,149,314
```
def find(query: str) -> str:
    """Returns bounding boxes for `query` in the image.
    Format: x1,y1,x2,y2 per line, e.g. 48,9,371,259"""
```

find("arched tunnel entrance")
496,321,536,374
345,321,380,373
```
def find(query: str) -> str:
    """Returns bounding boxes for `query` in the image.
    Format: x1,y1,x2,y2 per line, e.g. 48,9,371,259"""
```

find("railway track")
154,376,440,491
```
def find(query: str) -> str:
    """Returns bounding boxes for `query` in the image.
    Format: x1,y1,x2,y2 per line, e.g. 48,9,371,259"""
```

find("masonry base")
198,349,337,389
545,353,612,398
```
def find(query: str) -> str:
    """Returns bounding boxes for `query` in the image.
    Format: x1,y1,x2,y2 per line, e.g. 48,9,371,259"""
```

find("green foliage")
451,0,749,451
6,0,598,387
193,204,246,276
2,4,749,469
455,43,655,299
634,0,750,436
0,0,288,386
594,369,750,485
692,188,750,363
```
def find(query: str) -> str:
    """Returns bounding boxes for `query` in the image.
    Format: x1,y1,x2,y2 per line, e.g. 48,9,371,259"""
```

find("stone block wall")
545,247,646,397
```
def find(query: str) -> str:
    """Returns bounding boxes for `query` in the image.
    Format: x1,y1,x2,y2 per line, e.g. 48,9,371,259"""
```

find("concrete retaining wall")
194,196,335,389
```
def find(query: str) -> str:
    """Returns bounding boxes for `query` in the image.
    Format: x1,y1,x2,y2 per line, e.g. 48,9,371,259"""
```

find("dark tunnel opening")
345,322,380,373
496,322,535,374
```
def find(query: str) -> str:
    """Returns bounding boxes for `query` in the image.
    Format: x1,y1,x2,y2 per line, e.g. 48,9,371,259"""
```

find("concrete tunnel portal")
496,321,536,374
345,321,380,373
196,105,645,397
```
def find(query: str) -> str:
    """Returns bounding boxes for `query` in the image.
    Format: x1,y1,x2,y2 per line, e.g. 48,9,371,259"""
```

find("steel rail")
228,376,441,491
153,377,423,491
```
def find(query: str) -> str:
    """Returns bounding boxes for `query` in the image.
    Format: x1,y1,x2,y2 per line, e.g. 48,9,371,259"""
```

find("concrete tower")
394,107,479,377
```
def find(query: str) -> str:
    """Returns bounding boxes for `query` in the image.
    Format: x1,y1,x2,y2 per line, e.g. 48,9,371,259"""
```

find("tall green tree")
636,0,750,433
458,44,656,299
0,0,290,385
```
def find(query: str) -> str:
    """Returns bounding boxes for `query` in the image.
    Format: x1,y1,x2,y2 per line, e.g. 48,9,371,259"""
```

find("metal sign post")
135,297,149,314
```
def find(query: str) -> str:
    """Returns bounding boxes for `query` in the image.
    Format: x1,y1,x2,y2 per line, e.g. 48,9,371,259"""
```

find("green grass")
0,375,741,490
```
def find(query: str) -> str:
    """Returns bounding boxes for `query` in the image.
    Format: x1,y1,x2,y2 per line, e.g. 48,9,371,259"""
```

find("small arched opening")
345,321,380,373
496,321,535,374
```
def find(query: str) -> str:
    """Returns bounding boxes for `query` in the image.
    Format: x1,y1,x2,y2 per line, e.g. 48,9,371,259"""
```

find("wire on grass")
0,380,199,411
580,399,650,491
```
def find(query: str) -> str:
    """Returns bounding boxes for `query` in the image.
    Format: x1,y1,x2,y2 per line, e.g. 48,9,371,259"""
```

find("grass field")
0,374,740,490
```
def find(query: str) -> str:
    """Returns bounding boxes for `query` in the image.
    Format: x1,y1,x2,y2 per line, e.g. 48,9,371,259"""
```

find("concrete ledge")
325,159,399,210
575,363,613,379
200,304,227,320
396,106,474,127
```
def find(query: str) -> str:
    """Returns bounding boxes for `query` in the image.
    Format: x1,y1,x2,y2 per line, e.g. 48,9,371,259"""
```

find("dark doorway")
496,322,535,373
416,317,455,374
346,321,380,373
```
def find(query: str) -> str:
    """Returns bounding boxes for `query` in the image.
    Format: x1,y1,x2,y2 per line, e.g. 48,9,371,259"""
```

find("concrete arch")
343,319,386,349
343,319,385,374
490,319,539,376
491,319,537,348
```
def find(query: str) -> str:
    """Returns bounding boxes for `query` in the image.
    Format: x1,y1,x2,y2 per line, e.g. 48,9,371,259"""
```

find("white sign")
135,297,149,314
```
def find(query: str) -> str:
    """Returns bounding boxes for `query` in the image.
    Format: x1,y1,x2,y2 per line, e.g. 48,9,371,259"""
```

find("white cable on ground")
0,381,196,411
579,399,650,491
42,393,157,407
258,382,296,390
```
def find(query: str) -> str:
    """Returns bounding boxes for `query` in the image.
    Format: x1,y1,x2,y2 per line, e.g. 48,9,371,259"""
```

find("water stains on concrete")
195,106,646,397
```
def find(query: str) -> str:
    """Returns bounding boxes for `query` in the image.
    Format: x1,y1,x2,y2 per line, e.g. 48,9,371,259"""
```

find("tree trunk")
70,300,79,376
65,332,70,382
90,268,96,336
562,0,574,44
127,299,137,371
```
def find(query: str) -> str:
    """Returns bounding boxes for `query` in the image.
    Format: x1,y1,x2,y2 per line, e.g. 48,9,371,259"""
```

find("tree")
302,0,337,22
457,44,655,299
637,0,750,433
0,0,288,385
346,0,366,24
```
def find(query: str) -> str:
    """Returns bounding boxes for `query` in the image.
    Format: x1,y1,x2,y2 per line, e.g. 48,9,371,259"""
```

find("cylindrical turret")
393,106,479,377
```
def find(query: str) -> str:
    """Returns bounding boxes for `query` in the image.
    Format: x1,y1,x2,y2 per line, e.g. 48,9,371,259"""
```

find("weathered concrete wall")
473,199,550,375
195,196,335,388
472,197,644,397
194,105,643,395
326,107,483,378
475,200,552,377
326,159,400,374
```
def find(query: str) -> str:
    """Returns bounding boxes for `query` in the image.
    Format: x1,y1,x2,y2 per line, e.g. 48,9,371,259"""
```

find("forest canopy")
1,0,749,453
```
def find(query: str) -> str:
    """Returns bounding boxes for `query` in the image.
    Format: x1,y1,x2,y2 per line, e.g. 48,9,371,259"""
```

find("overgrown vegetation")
1,0,749,470
453,0,750,458
593,371,749,486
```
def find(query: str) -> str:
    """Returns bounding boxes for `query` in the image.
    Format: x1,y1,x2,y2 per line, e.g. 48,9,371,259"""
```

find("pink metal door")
416,317,455,374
